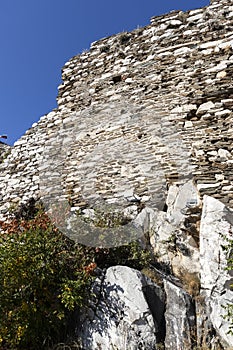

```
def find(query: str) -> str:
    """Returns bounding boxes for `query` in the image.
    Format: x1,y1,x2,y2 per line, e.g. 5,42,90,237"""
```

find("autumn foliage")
0,202,152,349
0,212,93,349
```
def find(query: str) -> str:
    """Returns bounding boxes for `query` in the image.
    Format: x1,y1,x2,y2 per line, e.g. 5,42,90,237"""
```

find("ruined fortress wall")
0,142,10,164
0,0,233,219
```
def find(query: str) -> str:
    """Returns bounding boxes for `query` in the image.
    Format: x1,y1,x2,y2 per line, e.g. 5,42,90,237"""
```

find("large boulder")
78,265,165,350
198,195,233,349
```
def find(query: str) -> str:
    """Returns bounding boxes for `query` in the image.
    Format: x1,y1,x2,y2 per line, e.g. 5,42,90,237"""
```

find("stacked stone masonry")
1,0,233,349
0,142,10,164
0,0,233,216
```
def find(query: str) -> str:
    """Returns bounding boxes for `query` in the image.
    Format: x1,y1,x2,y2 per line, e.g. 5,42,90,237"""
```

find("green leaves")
60,277,88,310
0,207,152,349
0,213,92,349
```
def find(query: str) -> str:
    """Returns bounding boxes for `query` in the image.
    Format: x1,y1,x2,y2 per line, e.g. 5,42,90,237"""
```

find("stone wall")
0,142,10,164
1,0,233,348
0,0,233,220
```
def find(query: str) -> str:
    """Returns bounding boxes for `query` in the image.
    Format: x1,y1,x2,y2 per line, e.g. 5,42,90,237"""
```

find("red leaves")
0,212,54,235
83,262,97,275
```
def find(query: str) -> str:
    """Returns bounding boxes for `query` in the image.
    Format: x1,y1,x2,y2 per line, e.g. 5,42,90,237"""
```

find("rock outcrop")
164,280,196,350
78,266,165,350
198,196,233,348
75,195,233,349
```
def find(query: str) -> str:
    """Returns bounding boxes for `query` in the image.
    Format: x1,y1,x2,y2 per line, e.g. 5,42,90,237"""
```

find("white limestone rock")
164,280,196,350
184,120,193,128
218,148,232,161
78,266,165,350
216,70,227,79
187,13,203,22
199,196,233,348
196,101,215,115
150,181,200,276
197,182,221,191
166,180,200,226
169,19,182,27
174,47,192,56
134,207,158,234
205,62,228,73
171,104,197,115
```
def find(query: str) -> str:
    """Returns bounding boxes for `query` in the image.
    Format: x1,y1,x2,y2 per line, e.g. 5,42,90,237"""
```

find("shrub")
0,201,152,349
0,213,93,349
89,241,152,270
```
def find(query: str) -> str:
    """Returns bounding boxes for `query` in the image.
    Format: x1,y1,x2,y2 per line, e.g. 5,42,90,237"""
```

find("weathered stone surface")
196,101,215,116
166,180,201,226
78,266,165,350
198,195,233,349
150,180,200,277
0,141,10,164
134,207,158,234
0,0,233,348
164,280,196,350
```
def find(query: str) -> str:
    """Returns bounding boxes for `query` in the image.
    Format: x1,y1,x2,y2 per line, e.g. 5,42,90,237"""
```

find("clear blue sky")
0,0,209,145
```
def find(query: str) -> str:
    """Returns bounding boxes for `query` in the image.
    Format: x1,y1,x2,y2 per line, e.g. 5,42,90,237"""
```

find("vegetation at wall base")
0,201,152,349
0,212,93,349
